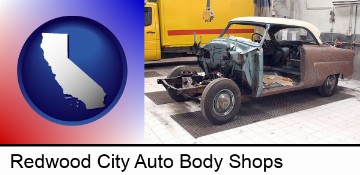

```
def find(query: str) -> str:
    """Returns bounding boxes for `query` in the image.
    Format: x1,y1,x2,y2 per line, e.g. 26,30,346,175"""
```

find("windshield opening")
219,23,268,44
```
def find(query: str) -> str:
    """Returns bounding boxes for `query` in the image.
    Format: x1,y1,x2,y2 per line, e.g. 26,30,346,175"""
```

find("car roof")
230,17,322,44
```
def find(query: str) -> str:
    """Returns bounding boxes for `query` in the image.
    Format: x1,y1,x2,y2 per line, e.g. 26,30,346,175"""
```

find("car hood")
203,37,260,54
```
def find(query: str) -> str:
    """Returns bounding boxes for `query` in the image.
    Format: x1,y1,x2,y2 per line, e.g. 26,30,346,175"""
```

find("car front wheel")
201,78,241,125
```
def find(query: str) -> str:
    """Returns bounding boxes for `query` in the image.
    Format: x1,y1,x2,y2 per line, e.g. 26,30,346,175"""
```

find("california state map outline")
40,33,106,110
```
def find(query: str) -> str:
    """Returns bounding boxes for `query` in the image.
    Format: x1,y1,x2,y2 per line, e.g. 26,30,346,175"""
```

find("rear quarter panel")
302,45,354,87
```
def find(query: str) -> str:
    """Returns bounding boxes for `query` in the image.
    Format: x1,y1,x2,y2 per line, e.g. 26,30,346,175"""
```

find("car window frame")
267,25,321,45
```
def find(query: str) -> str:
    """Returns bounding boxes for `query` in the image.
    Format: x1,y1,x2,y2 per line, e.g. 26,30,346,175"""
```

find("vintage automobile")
157,17,354,125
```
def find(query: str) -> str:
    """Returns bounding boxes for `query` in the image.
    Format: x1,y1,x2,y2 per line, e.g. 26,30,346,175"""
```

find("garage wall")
290,0,360,34
285,0,360,80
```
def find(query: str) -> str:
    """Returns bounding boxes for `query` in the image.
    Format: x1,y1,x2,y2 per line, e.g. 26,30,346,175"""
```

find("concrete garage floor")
144,63,360,144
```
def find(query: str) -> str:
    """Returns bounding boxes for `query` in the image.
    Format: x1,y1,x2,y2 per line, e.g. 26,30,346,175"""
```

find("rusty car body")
158,17,354,125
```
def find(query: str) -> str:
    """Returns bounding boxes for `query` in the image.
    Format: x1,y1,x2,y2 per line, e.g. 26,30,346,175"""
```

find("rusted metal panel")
302,45,354,87
260,82,305,97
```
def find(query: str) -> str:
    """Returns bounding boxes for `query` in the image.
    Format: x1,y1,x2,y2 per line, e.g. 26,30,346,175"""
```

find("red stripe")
168,29,254,36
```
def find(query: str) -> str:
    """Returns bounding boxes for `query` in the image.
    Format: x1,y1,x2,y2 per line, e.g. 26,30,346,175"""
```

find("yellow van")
144,0,254,61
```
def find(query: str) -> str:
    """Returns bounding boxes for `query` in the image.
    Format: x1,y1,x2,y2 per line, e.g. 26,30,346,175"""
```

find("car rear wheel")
166,65,198,102
318,74,338,97
201,78,241,125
